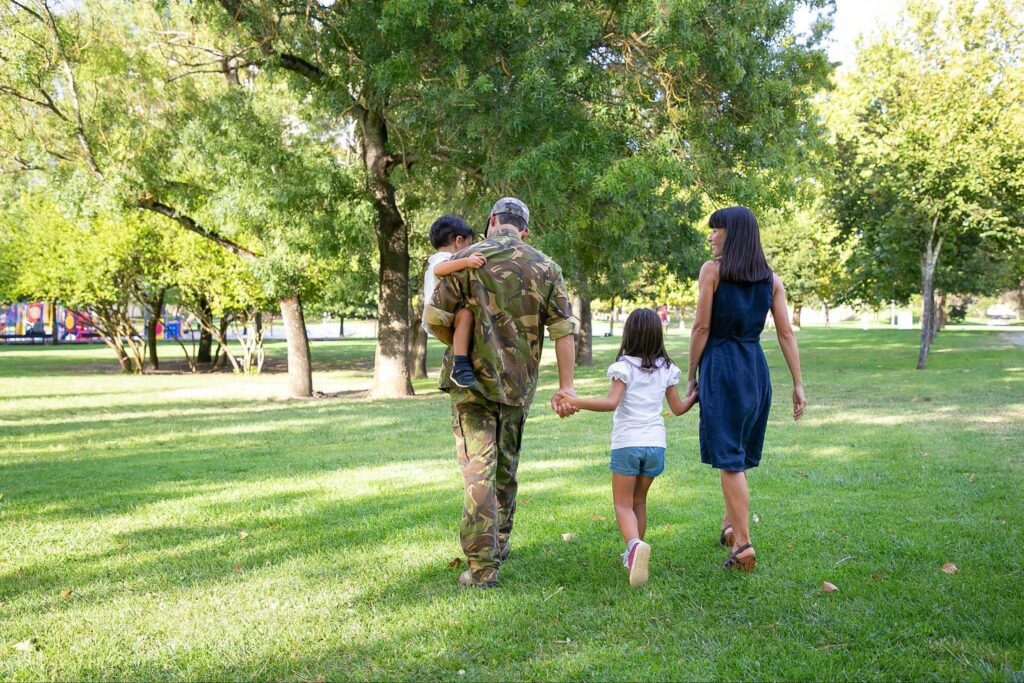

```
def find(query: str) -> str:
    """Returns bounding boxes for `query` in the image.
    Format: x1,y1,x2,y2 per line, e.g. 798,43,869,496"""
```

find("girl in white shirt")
558,308,695,587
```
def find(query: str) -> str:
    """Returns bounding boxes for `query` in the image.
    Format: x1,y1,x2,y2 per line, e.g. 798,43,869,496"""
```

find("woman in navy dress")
686,206,807,572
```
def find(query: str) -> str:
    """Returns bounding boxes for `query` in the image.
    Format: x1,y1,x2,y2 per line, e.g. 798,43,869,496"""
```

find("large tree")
825,0,1024,368
201,0,834,380
0,0,369,396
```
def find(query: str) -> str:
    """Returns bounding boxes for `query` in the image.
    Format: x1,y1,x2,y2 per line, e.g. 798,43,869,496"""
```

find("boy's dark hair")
429,214,475,249
494,212,528,231
617,308,672,370
709,206,772,283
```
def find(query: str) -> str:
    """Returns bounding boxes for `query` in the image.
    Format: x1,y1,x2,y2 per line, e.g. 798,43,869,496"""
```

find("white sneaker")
626,541,651,587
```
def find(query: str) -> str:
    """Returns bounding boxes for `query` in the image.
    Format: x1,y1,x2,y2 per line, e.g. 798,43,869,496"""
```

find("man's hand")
551,387,579,418
465,253,487,269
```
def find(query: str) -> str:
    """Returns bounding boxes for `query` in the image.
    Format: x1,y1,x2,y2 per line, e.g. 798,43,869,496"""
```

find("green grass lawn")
1,329,1022,681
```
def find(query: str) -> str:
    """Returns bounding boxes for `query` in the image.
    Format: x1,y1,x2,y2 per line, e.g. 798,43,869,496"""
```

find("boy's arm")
665,385,697,416
564,379,626,412
433,253,486,277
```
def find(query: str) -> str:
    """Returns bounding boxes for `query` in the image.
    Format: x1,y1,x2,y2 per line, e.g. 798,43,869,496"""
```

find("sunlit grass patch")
0,329,1021,680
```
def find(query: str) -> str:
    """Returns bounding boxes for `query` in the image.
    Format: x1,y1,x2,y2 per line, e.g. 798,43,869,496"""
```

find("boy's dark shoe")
451,362,480,390
458,568,498,589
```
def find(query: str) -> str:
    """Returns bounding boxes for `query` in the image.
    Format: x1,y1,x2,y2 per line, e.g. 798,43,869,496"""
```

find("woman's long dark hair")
617,309,672,370
710,206,772,283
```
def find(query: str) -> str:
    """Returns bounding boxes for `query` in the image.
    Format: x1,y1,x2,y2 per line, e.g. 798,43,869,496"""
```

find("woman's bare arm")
771,274,807,420
687,260,718,391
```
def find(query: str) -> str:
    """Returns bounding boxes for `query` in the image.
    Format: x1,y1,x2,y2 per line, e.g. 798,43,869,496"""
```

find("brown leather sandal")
723,543,756,572
719,524,734,547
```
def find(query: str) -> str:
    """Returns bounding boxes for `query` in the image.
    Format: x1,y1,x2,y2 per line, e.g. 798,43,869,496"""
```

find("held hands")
792,384,807,421
551,387,579,418
465,253,487,269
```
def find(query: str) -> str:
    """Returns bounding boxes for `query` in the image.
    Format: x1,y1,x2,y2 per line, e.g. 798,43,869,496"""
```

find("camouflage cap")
490,197,530,225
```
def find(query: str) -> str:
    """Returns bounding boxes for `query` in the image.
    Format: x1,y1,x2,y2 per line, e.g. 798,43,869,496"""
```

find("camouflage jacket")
423,228,577,407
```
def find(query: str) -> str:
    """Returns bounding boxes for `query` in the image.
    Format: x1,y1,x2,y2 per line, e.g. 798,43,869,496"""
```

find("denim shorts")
609,446,666,478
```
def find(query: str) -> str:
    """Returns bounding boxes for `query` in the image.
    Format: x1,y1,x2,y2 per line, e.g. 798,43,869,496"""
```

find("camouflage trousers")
451,391,527,583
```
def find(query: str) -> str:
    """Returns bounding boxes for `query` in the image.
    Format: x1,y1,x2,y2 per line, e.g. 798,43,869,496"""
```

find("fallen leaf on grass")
59,589,72,599
543,586,564,602
239,531,249,540
942,562,960,574
798,472,808,478
590,515,606,521
554,637,572,644
233,563,242,573
561,533,574,542
447,558,463,568
13,638,37,653
822,582,838,592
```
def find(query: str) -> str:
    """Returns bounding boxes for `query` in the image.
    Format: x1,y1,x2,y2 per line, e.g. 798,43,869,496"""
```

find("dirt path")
1001,332,1024,347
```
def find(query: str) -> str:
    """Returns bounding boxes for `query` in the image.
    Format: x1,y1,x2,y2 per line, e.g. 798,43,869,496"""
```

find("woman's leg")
721,471,747,528
720,470,754,555
632,475,656,540
612,473,640,542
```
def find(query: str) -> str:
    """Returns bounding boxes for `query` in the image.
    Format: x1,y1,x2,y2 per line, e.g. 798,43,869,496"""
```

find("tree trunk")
575,293,593,366
214,315,231,369
917,223,943,370
51,301,59,345
608,297,617,336
359,106,413,398
935,291,948,335
410,297,428,379
279,293,313,398
339,316,345,337
792,302,803,328
197,296,213,363
824,303,830,327
144,290,165,371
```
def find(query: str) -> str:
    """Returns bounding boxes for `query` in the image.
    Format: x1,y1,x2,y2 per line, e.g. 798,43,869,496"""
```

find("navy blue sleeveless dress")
698,276,773,471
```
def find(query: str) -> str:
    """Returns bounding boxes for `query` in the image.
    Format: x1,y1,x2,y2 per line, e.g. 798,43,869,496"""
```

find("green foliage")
825,0,1024,303
761,194,849,308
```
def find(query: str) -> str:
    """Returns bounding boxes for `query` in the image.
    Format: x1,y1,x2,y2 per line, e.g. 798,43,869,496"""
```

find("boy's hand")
465,253,487,269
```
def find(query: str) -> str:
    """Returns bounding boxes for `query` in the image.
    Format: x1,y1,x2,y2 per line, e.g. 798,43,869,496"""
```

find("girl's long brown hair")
617,309,673,370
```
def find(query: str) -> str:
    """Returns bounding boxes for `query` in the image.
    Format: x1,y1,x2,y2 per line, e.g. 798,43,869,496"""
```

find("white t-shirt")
422,251,454,334
607,356,682,450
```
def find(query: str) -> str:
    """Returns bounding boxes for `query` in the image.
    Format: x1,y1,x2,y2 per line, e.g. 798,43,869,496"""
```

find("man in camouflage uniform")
424,197,578,588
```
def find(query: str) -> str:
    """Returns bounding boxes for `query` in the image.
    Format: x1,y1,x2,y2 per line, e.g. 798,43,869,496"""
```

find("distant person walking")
688,206,807,572
425,197,578,589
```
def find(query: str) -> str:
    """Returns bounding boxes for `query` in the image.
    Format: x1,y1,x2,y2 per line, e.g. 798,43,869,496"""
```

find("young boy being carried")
422,214,486,389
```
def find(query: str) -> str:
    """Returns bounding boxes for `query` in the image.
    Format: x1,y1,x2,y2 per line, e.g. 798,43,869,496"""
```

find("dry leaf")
822,581,838,592
239,531,249,540
561,533,574,542
590,515,606,521
942,562,959,574
59,589,72,599
13,638,37,653
447,557,463,568
799,472,808,478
